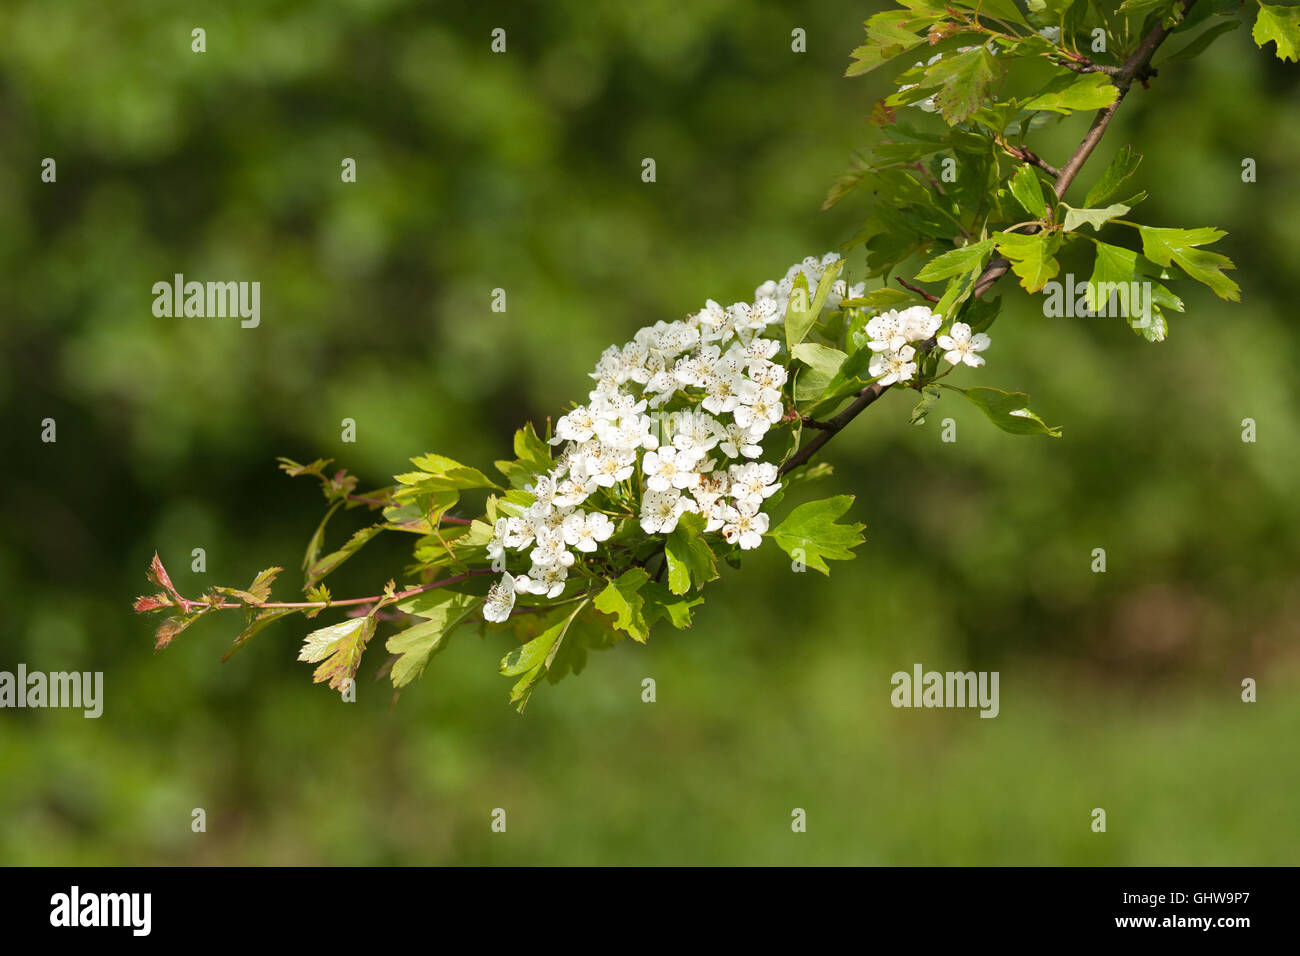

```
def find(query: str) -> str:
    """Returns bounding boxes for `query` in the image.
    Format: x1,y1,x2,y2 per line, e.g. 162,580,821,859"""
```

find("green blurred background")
2,0,1297,865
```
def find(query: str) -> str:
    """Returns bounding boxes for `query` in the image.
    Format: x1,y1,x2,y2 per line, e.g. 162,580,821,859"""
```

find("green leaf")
222,607,298,662
1254,2,1300,62
792,343,849,404
499,599,590,711
770,495,866,576
914,239,995,282
1021,72,1119,113
382,491,460,534
593,568,652,643
910,385,942,426
923,46,1000,125
664,512,720,595
306,524,384,588
959,294,1001,334
993,230,1062,292
841,287,917,312
396,453,500,495
641,580,705,630
298,616,377,692
1085,145,1142,207
152,613,202,652
956,385,1062,437
1159,18,1240,63
1062,203,1130,232
387,591,480,688
213,566,285,605
949,0,1030,26
1084,242,1180,342
494,422,553,489
1138,226,1240,301
1008,164,1048,219
303,501,343,573
784,259,844,350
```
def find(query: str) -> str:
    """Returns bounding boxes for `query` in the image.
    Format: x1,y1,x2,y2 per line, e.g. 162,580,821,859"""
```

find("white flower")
554,474,595,508
671,408,724,456
591,392,647,422
553,404,597,444
486,517,509,563
701,367,743,415
586,446,636,487
748,360,788,391
699,496,730,532
728,462,780,510
865,312,905,352
639,489,695,534
739,336,781,363
719,421,764,459
729,299,780,334
673,345,721,388
518,564,568,599
868,345,917,386
502,515,535,550
721,504,769,550
594,414,657,452
529,527,575,569
483,573,517,622
733,383,784,432
562,510,615,553
642,445,703,492
897,305,943,343
526,475,557,514
936,321,991,368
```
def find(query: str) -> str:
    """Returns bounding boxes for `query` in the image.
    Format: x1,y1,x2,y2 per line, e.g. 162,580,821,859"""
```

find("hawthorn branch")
780,383,889,476
780,0,1195,477
895,276,941,302
171,568,495,615
995,136,1062,179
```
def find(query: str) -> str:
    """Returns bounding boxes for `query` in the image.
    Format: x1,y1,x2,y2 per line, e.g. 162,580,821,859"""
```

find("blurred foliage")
0,0,1297,864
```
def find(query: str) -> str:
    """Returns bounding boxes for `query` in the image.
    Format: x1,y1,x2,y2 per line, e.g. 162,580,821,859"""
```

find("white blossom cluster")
482,253,864,623
860,307,990,387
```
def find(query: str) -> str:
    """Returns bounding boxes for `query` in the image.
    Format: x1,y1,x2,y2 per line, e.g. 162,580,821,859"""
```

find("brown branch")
780,383,889,476
179,568,495,614
996,136,1062,179
780,1,1195,477
1062,60,1122,77
895,276,941,302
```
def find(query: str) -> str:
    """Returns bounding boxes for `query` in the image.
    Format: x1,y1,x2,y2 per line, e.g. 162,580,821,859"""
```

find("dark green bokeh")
1,1,1297,864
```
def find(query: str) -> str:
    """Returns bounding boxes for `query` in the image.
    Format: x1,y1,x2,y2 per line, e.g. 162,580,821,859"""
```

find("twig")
192,569,494,613
896,276,941,303
996,136,1062,179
